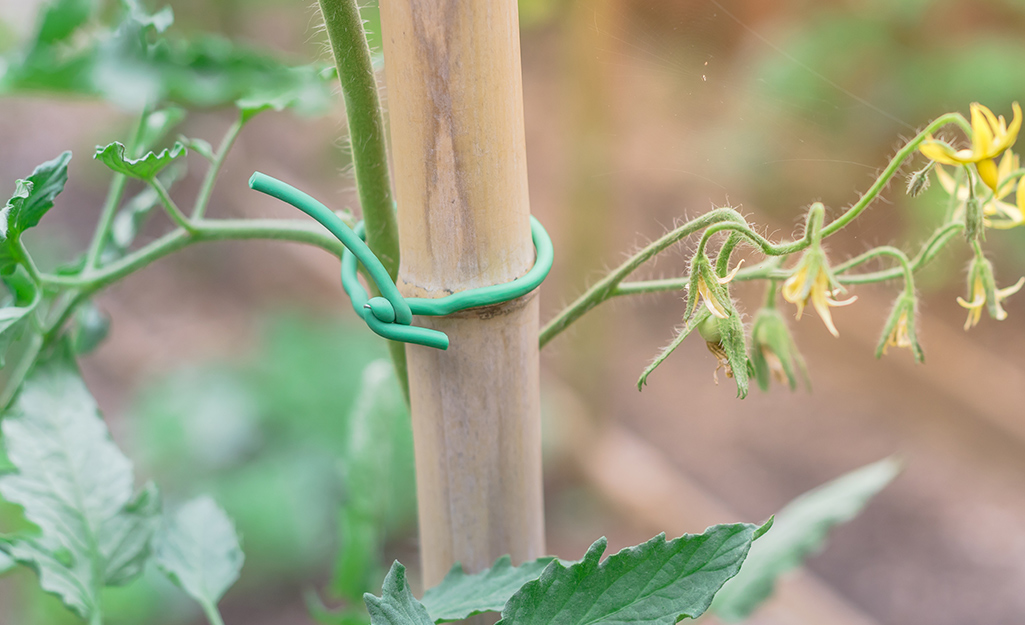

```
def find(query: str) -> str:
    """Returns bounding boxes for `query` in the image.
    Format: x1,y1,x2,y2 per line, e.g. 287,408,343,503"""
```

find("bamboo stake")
378,0,545,586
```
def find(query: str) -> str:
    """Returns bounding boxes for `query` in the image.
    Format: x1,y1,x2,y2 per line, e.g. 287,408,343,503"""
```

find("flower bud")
906,161,933,197
875,292,924,363
698,309,751,399
749,307,809,392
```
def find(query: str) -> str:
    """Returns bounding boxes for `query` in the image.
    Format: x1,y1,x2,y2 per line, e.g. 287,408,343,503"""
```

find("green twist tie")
249,172,553,350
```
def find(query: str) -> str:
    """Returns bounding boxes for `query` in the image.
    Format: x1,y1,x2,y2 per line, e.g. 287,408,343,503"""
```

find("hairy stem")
539,207,745,348
318,0,407,397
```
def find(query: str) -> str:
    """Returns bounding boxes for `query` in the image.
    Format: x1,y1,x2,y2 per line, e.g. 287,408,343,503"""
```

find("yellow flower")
935,150,1025,229
781,252,856,338
920,102,1022,191
957,270,1024,330
695,260,742,319
881,309,912,354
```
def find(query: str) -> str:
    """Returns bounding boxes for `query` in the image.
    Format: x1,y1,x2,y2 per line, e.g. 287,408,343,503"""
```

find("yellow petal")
993,102,1023,154
935,163,958,194
919,139,963,165
978,158,1000,192
998,276,1025,299
698,278,729,319
971,103,995,157
716,259,744,284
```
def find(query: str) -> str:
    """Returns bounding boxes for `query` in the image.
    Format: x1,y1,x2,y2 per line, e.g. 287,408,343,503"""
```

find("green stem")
13,238,43,285
150,178,196,233
40,219,348,341
539,207,745,348
191,117,245,220
820,112,968,237
200,601,226,625
84,110,149,272
318,0,406,398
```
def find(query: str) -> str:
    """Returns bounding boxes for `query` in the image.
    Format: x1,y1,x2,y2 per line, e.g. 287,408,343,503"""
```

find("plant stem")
13,239,42,285
150,178,196,233
39,219,348,340
84,110,149,272
318,0,406,397
538,207,745,348
192,117,245,220
201,601,227,625
820,112,968,237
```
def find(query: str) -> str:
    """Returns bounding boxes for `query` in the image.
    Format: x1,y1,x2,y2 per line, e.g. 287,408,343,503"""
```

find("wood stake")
379,0,545,587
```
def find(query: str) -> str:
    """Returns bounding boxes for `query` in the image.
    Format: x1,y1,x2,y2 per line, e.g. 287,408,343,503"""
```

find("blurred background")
2,0,1025,624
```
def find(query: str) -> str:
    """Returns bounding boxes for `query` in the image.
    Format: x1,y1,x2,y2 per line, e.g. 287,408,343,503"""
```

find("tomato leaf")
153,496,244,611
0,352,160,620
94,141,184,180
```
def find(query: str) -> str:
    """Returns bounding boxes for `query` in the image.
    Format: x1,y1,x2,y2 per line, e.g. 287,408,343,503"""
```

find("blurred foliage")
0,0,335,113
0,315,416,624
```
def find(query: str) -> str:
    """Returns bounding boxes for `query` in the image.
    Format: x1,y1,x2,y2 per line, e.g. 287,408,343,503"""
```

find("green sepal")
637,307,711,391
683,251,707,322
977,256,1004,321
712,307,751,399
94,141,185,180
965,193,983,243
749,307,809,392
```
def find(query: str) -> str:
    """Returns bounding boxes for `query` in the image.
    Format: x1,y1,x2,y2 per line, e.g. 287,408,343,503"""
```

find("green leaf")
0,268,39,367
422,555,558,622
153,495,244,610
364,561,434,625
20,150,72,232
0,353,160,620
711,458,902,622
332,360,407,601
35,0,94,47
498,523,763,625
180,136,214,162
0,547,13,575
94,141,184,179
236,65,336,122
0,180,32,275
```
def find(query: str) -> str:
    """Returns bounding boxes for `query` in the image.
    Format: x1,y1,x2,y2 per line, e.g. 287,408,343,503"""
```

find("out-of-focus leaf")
0,549,13,575
0,268,40,366
71,301,110,355
0,352,160,620
711,457,901,622
179,136,214,162
122,0,173,34
332,360,406,601
35,0,94,47
364,562,434,625
236,64,335,122
138,106,186,152
153,496,243,610
421,556,558,623
497,523,767,625
94,141,184,179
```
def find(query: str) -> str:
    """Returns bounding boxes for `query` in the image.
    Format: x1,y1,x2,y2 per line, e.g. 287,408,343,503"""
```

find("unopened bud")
906,161,934,197
749,307,809,392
